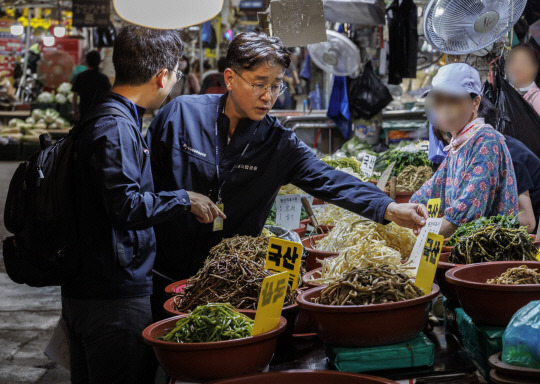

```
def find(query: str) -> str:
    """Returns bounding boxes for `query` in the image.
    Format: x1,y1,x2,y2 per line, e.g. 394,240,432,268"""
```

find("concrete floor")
0,161,70,384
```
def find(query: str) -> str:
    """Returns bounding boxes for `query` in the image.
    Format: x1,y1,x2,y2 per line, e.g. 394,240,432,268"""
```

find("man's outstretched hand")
384,202,428,235
186,191,226,224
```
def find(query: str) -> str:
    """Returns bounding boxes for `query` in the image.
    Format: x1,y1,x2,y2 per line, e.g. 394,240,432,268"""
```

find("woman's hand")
384,202,428,235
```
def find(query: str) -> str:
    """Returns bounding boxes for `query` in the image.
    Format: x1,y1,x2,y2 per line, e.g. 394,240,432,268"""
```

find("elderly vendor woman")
410,63,519,237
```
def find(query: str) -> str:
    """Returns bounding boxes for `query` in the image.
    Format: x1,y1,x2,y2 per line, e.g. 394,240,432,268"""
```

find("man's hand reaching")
186,191,226,224
384,202,428,235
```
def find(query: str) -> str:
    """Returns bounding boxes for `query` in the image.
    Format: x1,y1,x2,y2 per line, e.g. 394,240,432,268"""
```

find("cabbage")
55,117,69,128
32,109,45,121
34,122,47,130
44,108,60,124
37,91,55,104
55,93,67,104
25,116,35,125
57,82,72,95
8,118,24,128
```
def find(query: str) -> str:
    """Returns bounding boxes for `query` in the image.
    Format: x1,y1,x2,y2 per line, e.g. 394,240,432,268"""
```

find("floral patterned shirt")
410,125,518,225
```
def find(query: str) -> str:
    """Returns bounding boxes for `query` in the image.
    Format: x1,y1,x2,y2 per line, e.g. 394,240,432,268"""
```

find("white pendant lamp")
43,33,55,47
53,25,66,38
10,22,24,36
113,0,223,29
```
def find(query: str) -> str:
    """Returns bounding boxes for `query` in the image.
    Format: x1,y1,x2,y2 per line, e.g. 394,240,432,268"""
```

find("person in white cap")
410,63,519,237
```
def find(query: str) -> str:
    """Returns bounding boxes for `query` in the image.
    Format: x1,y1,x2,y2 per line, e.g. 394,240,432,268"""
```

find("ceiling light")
10,22,24,36
43,34,55,47
113,0,223,29
53,25,66,38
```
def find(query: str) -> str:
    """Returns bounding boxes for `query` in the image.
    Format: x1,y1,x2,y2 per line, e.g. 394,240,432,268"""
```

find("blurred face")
507,49,539,88
224,62,285,121
427,92,480,134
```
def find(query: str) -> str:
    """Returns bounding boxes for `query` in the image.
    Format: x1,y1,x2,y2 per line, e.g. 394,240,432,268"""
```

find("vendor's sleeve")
282,133,394,223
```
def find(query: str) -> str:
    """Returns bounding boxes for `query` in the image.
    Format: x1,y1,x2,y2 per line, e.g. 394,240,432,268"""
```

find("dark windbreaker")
147,93,394,280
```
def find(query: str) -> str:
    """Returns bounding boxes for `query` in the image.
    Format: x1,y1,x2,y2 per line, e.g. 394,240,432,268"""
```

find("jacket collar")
107,92,146,130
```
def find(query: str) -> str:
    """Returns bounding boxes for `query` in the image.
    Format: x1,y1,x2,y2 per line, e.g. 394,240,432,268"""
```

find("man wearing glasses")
147,31,428,319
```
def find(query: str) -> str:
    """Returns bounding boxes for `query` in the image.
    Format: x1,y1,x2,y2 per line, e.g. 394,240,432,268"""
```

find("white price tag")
275,194,304,229
360,154,377,177
419,142,429,154
408,218,443,275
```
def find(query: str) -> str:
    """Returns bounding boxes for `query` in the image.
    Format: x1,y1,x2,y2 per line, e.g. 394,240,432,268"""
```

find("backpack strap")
70,103,133,140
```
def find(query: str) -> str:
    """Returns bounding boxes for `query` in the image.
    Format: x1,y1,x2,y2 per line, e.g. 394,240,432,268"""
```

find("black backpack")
3,105,131,287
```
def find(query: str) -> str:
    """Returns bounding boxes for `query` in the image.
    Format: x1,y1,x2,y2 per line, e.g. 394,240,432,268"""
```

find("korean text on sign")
264,237,303,290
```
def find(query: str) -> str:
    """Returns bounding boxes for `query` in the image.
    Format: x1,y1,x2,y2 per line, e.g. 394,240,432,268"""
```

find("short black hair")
217,57,227,73
226,31,290,72
86,50,101,69
113,25,183,86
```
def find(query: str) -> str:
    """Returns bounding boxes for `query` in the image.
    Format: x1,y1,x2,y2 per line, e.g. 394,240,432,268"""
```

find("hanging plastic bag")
502,300,540,369
308,84,322,110
349,61,393,119
327,76,351,139
493,62,540,158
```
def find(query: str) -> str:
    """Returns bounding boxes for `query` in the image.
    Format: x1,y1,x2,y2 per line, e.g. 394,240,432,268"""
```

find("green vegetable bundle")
322,157,364,176
449,224,537,265
161,303,254,343
383,150,431,177
447,215,521,246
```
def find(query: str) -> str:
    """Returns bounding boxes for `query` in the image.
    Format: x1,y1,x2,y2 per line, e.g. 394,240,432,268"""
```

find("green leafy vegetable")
161,303,254,343
383,150,431,177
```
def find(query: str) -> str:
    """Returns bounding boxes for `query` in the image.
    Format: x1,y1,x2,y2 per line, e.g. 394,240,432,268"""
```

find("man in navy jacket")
147,31,428,318
61,26,223,384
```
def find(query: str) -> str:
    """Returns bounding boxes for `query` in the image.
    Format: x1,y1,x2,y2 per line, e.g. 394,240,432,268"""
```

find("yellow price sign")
427,198,441,218
264,237,303,290
251,271,289,336
414,232,444,293
536,248,540,261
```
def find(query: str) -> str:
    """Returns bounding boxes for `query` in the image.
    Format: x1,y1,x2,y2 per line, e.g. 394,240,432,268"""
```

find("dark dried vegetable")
487,265,540,285
173,254,295,312
208,235,269,266
446,214,521,246
449,225,537,265
313,264,424,306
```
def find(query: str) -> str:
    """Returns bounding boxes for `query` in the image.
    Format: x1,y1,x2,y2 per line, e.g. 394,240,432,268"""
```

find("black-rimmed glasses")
232,69,287,97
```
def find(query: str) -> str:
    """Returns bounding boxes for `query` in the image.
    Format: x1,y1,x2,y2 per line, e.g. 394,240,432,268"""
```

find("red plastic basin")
296,284,439,347
301,234,339,271
446,261,540,326
142,314,286,382
208,370,398,384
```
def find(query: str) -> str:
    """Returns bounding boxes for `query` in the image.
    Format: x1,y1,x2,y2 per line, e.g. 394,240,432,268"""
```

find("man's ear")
224,68,234,91
156,69,167,89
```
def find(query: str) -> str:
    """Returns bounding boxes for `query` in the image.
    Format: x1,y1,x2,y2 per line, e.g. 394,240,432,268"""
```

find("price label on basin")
427,198,441,218
409,217,443,274
414,232,444,294
360,154,377,177
264,237,303,290
252,271,289,336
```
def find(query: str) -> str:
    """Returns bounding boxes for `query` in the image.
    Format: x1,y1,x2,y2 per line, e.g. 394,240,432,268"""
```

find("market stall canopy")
0,0,71,8
323,0,386,26
112,0,223,29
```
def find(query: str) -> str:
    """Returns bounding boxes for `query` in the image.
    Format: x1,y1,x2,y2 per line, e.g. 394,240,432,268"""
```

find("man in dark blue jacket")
61,26,223,384
147,31,428,318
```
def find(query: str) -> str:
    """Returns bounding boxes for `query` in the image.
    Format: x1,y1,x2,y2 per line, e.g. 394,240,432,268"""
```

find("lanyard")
211,105,260,203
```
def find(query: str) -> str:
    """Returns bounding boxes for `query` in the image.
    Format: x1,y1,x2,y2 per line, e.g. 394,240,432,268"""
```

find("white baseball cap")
422,63,482,98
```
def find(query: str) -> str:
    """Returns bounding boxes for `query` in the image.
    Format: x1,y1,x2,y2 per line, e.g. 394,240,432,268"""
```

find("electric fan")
423,0,527,55
307,30,360,76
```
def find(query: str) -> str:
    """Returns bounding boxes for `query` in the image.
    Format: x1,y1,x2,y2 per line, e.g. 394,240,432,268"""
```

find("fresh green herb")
447,214,521,246
161,303,254,343
382,150,431,177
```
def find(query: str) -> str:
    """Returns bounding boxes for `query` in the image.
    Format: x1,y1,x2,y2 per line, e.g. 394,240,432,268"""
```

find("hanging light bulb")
43,33,55,47
53,25,66,38
10,22,24,36
113,0,223,29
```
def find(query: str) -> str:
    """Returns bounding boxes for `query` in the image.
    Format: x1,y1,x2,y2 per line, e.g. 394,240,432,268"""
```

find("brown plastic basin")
302,267,323,288
296,284,439,347
436,252,462,302
384,190,415,204
164,279,189,297
142,314,287,382
301,234,339,271
446,261,540,326
208,370,398,384
292,224,307,238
